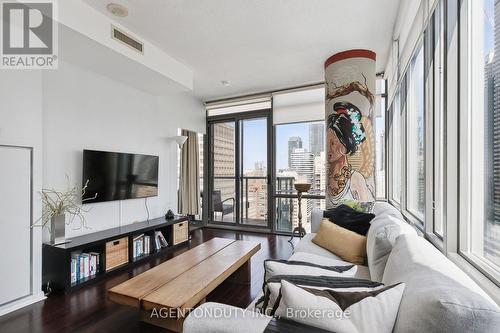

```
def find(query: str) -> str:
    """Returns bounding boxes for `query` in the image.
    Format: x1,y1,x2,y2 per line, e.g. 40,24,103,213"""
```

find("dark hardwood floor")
0,228,298,333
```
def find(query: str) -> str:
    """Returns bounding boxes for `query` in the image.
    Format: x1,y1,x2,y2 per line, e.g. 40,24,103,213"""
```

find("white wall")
0,70,45,314
42,61,204,240
58,0,194,90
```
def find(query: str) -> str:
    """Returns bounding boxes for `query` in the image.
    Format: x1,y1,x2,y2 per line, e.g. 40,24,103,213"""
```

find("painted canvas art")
324,50,376,208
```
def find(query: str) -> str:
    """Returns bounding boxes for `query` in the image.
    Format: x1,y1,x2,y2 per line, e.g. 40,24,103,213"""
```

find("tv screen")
82,150,159,204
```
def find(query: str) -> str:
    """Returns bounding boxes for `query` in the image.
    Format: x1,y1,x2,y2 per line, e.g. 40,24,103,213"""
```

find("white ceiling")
83,0,400,101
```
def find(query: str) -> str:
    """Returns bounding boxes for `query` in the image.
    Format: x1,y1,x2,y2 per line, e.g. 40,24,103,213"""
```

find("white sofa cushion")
383,234,500,333
367,215,417,281
184,302,271,333
275,279,405,333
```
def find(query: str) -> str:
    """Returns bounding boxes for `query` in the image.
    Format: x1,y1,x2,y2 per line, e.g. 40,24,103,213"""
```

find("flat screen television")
82,149,159,204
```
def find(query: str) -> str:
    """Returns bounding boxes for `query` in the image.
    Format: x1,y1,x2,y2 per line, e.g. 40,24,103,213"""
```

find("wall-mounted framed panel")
0,145,33,306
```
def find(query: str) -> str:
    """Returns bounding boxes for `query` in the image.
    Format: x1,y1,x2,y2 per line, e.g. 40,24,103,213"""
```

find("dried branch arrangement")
33,178,97,231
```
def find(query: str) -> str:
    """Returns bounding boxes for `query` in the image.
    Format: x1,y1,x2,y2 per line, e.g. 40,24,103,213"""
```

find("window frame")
388,89,403,208
386,0,500,299
273,119,326,234
457,0,500,286
405,44,426,225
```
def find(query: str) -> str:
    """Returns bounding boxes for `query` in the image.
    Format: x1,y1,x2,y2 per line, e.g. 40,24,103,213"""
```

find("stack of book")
154,231,168,251
132,234,151,259
71,252,99,284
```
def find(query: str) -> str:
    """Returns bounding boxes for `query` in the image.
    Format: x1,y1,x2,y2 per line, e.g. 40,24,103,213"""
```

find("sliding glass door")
208,111,271,229
210,121,237,223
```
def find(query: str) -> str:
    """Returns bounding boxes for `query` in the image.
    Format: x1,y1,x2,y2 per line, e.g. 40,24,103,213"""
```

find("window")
375,79,387,199
275,121,326,233
207,110,272,228
406,46,425,222
460,0,500,280
389,91,402,205
432,0,446,238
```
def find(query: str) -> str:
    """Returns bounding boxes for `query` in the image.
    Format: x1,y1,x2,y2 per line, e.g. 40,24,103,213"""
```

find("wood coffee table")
108,237,261,332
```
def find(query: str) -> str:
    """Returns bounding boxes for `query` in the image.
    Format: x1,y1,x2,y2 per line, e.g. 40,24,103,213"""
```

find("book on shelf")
70,255,78,283
132,234,151,259
89,252,99,277
154,231,168,250
71,251,101,284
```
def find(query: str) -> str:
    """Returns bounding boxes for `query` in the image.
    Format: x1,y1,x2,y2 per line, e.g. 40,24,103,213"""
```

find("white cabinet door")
0,146,32,305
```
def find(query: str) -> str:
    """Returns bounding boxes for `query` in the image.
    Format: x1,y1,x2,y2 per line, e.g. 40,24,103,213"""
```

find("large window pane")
275,121,326,196
240,118,268,226
276,197,325,233
482,0,500,267
407,46,425,221
275,121,326,233
391,92,402,204
433,1,445,237
211,122,236,223
375,79,387,199
465,0,500,273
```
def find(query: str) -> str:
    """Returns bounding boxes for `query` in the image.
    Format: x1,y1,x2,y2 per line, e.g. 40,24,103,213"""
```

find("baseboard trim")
0,293,46,317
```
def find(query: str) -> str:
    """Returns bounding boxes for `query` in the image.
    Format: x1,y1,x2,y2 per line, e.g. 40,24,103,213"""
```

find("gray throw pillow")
366,216,416,281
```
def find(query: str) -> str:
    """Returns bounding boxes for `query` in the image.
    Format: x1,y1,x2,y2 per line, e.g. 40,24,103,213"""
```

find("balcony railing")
210,176,325,232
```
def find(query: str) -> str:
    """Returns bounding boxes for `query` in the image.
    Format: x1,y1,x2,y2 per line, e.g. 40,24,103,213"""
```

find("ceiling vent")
111,26,144,54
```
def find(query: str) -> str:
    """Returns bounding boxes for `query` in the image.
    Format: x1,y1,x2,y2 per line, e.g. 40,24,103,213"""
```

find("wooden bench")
108,237,261,332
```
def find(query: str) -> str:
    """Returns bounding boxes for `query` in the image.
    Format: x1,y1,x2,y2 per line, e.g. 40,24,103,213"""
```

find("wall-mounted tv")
82,149,159,204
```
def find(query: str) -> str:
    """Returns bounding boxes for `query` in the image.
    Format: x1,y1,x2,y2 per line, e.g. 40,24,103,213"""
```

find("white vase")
50,214,66,245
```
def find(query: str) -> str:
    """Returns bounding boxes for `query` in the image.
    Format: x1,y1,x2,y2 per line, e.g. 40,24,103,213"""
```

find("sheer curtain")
178,129,200,215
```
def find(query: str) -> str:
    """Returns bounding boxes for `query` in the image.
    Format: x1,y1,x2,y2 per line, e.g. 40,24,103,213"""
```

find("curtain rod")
205,72,385,106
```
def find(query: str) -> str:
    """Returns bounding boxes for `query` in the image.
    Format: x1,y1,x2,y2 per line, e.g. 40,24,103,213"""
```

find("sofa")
183,202,500,333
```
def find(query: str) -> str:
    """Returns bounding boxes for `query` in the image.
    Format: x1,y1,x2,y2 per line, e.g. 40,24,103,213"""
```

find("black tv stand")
42,215,189,294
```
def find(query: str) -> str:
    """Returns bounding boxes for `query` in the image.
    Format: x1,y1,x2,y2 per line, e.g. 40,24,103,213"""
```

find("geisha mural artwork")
324,50,376,208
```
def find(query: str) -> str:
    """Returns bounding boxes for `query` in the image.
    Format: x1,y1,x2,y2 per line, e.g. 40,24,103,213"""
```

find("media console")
42,215,189,294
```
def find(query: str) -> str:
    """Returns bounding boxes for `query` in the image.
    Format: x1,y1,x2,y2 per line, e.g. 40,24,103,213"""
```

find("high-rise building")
313,152,326,195
290,148,314,183
309,123,325,156
212,123,236,221
244,162,267,222
375,132,385,198
485,52,494,227
288,136,303,168
485,0,500,265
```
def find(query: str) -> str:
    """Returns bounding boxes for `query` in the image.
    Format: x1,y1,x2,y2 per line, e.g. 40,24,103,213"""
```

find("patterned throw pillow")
275,279,405,333
256,274,379,316
255,259,357,316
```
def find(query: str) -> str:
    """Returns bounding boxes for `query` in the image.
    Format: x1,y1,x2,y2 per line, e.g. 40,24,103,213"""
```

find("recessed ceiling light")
221,80,230,87
106,3,128,18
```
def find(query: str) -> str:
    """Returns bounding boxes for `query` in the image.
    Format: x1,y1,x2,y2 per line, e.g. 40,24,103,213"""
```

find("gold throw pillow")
312,219,367,265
